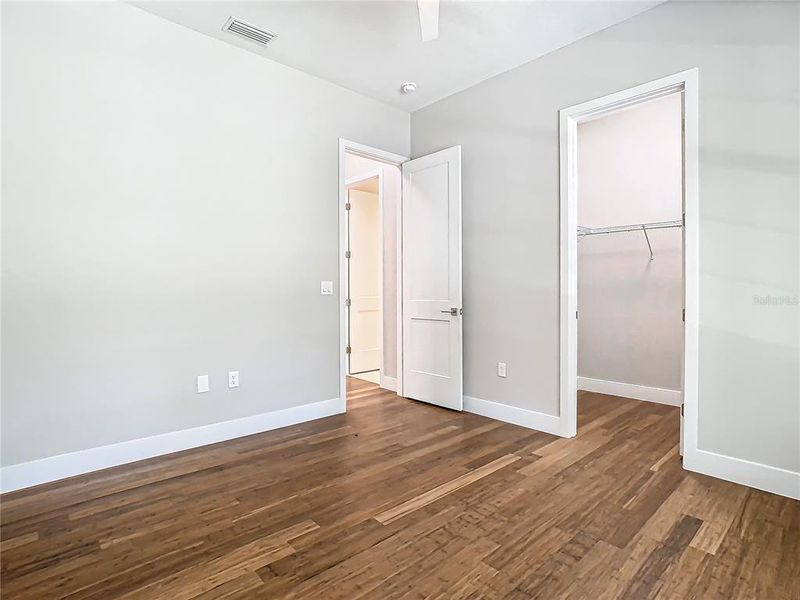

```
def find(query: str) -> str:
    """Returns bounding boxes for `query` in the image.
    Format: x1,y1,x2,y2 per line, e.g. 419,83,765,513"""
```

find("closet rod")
577,219,682,261
577,219,683,237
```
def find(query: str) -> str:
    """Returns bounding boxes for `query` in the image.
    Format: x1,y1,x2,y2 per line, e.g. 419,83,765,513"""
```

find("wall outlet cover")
228,371,240,388
497,362,507,378
320,280,334,295
197,374,209,393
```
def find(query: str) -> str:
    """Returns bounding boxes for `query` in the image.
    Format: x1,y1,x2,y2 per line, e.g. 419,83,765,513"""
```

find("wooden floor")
1,379,798,599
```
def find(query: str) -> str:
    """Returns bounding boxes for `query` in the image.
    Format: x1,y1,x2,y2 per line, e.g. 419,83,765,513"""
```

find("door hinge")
345,298,351,307
345,346,351,354
576,310,579,319
682,212,686,227
345,250,351,259
345,202,351,211
682,308,685,322
680,404,685,417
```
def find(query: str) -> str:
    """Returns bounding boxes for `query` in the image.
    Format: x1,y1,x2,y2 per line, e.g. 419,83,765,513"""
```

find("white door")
401,146,462,410
347,187,382,374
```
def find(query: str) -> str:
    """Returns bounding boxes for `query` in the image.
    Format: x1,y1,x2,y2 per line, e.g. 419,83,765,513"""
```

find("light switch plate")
228,371,239,389
197,374,209,393
320,280,334,295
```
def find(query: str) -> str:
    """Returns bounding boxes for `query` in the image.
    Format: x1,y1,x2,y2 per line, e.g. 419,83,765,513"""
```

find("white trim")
380,375,397,392
378,172,385,384
396,162,404,398
577,377,682,406
682,69,700,466
684,450,800,501
339,139,408,407
341,139,408,166
559,105,579,439
558,69,700,449
0,398,342,493
464,396,562,437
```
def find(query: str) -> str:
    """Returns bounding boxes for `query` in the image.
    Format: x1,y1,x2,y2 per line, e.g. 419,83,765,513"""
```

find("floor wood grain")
1,378,798,599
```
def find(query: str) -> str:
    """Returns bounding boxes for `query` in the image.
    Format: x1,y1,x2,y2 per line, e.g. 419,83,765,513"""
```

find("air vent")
222,17,276,47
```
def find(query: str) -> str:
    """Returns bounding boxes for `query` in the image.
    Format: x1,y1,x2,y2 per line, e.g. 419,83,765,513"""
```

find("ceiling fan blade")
417,0,439,41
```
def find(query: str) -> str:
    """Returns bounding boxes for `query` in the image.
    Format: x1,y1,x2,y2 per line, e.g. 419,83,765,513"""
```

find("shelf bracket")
642,225,654,261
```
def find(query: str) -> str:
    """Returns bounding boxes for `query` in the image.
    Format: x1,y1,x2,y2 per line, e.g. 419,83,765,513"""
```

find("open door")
401,146,463,410
346,184,382,376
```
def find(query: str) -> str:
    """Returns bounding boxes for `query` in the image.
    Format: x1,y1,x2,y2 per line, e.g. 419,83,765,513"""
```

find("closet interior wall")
577,93,684,395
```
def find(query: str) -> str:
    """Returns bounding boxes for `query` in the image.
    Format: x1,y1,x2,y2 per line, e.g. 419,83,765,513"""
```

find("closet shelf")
577,219,683,260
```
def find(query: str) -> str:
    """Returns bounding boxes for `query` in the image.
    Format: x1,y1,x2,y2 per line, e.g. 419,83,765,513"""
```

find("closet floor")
1,381,797,599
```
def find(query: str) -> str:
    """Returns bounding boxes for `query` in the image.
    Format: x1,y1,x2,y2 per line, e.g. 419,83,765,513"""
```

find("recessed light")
400,82,417,95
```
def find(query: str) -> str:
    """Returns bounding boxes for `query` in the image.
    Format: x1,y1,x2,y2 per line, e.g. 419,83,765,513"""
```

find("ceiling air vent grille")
222,17,276,47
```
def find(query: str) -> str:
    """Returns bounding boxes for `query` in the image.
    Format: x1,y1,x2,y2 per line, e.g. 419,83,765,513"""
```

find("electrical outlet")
197,374,209,393
497,362,507,378
320,280,334,295
228,371,239,389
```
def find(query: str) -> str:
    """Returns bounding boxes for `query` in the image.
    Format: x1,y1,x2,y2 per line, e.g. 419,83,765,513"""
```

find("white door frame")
338,139,408,408
558,69,699,465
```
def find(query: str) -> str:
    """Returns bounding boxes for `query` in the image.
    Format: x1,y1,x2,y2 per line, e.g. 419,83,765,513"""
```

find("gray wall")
412,1,799,472
1,1,409,466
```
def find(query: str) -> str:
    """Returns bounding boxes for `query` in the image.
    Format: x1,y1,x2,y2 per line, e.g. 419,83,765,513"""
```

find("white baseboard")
380,375,397,392
578,377,681,407
684,448,800,500
0,397,343,494
464,396,564,437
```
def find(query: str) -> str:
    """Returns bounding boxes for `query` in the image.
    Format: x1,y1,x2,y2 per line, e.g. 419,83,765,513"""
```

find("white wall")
411,1,799,476
1,1,409,468
578,94,683,392
344,154,402,380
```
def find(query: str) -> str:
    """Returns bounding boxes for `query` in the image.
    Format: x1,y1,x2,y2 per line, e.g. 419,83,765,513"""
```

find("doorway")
346,173,382,384
338,139,464,412
339,140,405,406
559,69,699,469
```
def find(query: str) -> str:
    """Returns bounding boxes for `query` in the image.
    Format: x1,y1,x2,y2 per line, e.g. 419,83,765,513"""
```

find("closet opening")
577,91,684,443
559,69,699,468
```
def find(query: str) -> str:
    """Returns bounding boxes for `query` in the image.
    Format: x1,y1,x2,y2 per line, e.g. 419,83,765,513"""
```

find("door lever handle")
441,307,462,316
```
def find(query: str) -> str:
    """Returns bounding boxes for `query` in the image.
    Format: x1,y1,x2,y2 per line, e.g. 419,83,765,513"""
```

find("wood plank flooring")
1,378,798,599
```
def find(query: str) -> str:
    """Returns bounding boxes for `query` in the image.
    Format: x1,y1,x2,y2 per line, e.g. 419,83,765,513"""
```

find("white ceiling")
132,1,664,112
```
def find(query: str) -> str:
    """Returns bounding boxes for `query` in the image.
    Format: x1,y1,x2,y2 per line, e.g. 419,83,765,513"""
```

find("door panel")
407,318,451,376
405,163,451,302
401,146,462,410
348,188,381,375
